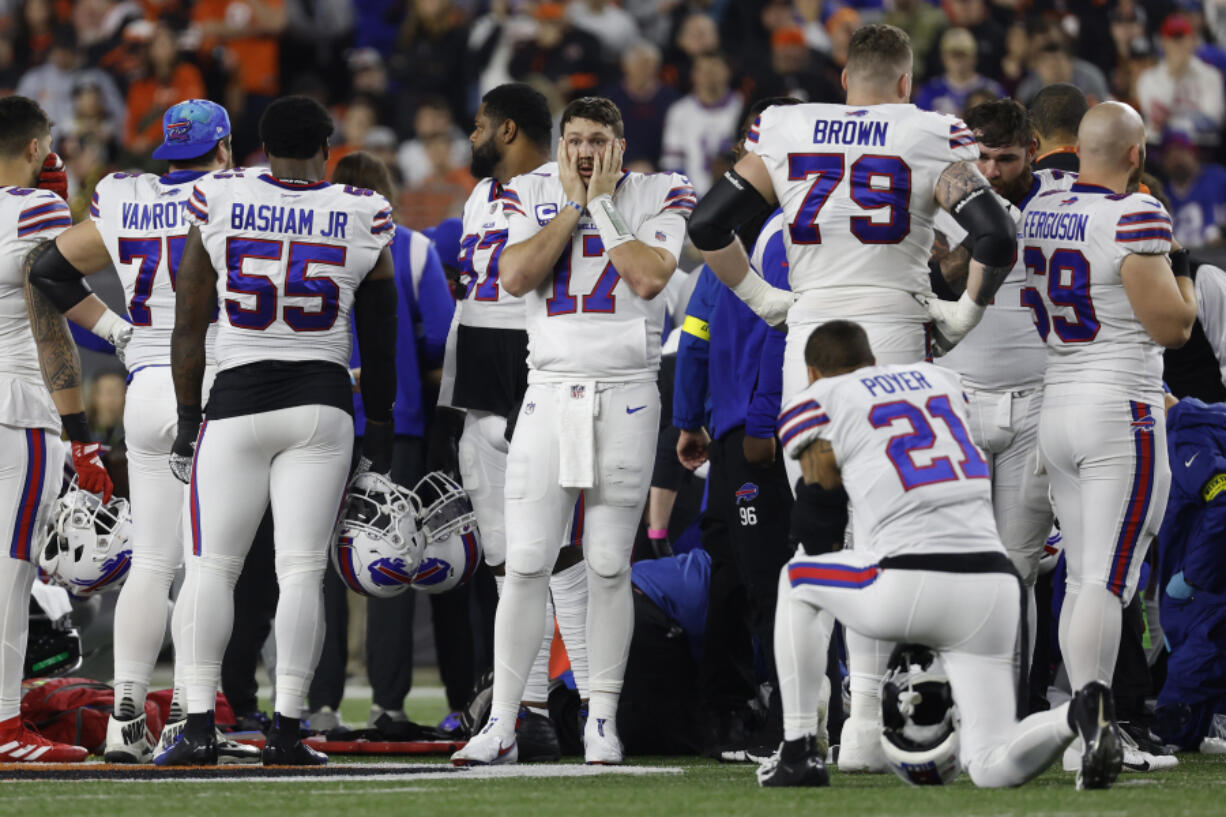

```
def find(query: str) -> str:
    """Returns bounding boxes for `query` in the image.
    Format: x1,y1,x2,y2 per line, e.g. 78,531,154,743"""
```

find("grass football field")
5,689,1223,817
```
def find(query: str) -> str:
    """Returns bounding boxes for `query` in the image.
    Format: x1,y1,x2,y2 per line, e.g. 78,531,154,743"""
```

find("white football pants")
775,548,1074,787
175,404,352,717
1040,386,1170,690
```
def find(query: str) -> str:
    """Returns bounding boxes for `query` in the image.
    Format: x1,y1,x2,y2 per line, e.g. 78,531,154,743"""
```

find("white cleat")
104,713,153,763
1062,733,1177,774
836,715,889,773
451,717,518,766
155,718,184,759
583,715,624,765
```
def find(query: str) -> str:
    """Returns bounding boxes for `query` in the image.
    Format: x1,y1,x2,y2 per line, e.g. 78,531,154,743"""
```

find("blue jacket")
673,211,789,440
631,547,711,660
1159,398,1226,596
352,225,455,437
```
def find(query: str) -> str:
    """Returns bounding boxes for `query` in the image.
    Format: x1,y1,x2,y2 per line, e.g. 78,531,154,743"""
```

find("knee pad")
189,552,244,585
505,542,551,580
584,547,629,581
274,550,328,586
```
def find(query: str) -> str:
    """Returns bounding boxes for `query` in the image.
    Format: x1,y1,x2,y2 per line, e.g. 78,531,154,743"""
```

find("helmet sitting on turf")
880,643,961,786
332,471,426,598
38,477,133,599
409,471,481,594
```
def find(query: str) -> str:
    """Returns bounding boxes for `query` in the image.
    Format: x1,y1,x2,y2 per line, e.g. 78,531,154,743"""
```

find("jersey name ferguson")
1022,183,1173,402
0,187,71,431
936,169,1077,391
747,103,979,320
91,169,219,370
502,168,693,382
183,169,393,371
778,362,1002,557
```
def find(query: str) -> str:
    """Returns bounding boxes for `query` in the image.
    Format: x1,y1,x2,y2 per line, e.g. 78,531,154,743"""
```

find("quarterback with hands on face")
453,97,695,767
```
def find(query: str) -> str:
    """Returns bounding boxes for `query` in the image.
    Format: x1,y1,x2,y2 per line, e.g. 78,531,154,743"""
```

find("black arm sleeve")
688,169,773,251
949,188,1017,269
29,241,93,313
354,275,397,424
927,259,959,301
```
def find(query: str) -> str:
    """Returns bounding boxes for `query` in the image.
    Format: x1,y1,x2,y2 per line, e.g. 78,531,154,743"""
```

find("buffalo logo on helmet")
74,552,132,595
369,557,418,586
735,482,760,505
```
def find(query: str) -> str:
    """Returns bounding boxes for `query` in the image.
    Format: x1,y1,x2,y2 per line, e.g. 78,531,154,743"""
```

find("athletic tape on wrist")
92,310,129,346
587,194,635,252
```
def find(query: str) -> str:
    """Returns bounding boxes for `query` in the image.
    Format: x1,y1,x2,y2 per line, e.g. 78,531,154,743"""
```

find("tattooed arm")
23,239,85,415
799,438,841,490
929,229,971,297
171,225,216,412
934,160,1017,305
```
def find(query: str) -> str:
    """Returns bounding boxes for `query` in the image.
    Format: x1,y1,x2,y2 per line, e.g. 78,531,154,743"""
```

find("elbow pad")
688,169,772,251
30,241,93,313
950,188,1017,269
354,276,397,424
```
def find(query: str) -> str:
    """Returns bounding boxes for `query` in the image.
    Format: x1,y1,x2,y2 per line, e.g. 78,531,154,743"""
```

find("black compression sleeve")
949,188,1017,269
688,169,773,251
927,259,959,301
29,241,93,313
354,275,397,424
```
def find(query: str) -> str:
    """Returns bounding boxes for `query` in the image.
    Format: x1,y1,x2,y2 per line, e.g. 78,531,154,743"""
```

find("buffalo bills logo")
1060,197,1078,206
75,549,133,594
165,120,193,143
412,557,453,587
735,483,759,505
368,557,416,587
1131,415,1157,431
845,109,869,117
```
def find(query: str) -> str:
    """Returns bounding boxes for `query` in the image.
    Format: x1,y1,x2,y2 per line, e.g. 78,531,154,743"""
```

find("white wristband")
587,194,635,252
92,309,129,346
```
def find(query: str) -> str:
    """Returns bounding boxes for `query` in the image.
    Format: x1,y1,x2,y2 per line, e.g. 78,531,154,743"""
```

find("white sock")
584,562,631,717
550,560,589,698
496,573,555,708
112,557,177,719
0,559,35,722
176,553,243,713
490,570,550,736
271,553,326,718
844,628,890,728
774,570,832,741
1063,584,1123,689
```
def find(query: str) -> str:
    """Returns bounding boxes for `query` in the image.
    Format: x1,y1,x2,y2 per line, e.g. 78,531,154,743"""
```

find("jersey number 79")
787,153,911,245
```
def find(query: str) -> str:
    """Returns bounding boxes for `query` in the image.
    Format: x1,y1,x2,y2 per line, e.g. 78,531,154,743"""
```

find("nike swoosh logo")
1186,453,1199,467
497,742,514,758
1123,760,1151,771
626,406,646,414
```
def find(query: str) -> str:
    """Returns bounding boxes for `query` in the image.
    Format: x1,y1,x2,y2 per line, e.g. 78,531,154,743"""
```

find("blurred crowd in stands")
1,0,1224,245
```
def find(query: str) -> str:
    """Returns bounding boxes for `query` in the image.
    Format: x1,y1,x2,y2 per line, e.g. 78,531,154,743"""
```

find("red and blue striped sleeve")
499,186,526,217
662,177,697,215
183,183,209,224
1115,205,1173,252
372,202,395,242
17,197,72,238
778,395,831,460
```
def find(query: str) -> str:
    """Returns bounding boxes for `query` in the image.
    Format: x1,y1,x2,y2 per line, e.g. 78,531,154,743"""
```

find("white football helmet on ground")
880,644,962,786
38,477,133,598
409,471,481,594
332,471,426,598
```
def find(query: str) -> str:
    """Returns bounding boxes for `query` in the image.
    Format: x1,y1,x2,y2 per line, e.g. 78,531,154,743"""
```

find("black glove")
426,406,466,478
359,418,394,476
169,405,202,484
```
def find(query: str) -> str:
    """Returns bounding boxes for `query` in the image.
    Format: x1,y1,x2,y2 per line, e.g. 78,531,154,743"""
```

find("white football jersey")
1021,182,1173,403
184,169,394,371
456,163,556,331
91,169,220,371
778,362,1002,557
747,103,979,323
502,168,693,382
936,169,1077,391
0,187,71,432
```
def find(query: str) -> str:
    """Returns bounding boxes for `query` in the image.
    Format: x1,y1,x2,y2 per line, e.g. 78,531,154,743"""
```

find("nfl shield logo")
571,385,585,399
655,230,667,242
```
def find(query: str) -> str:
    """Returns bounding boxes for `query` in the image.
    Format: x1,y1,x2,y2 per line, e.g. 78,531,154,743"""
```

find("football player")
930,100,1074,641
763,320,1123,790
157,95,397,766
452,97,694,766
0,95,91,763
1024,102,1196,746
23,99,259,764
688,23,1017,769
444,82,588,757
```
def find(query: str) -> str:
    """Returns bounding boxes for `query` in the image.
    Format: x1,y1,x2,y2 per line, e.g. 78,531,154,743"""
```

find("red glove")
71,441,113,502
38,152,68,201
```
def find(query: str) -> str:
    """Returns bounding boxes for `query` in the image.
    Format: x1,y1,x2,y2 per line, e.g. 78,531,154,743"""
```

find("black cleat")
517,708,561,763
756,736,829,788
152,729,217,767
1068,681,1123,790
261,737,328,766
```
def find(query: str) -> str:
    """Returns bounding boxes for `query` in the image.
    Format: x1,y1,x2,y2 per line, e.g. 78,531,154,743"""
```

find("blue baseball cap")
424,217,463,271
152,99,231,161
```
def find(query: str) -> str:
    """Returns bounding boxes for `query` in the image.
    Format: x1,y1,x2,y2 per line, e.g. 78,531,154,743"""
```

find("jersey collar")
259,173,331,191
1070,182,1115,194
1017,174,1042,211
160,169,208,185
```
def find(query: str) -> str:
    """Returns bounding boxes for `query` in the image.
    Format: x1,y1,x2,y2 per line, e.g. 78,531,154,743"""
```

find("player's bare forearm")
799,439,841,489
700,238,752,289
935,243,971,295
500,207,582,296
934,161,992,211
171,227,216,409
607,242,674,299
23,240,86,415
965,258,1012,305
